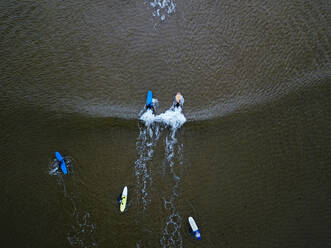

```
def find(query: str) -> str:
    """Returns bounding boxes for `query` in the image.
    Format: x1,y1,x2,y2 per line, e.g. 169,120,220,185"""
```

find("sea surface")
0,0,330,247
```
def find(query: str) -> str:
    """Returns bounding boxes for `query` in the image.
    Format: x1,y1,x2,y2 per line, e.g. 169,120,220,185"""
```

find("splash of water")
135,99,185,209
134,100,186,246
49,157,73,197
134,119,161,209
140,98,186,130
155,107,186,130
49,158,63,176
160,200,182,248
67,211,97,248
49,159,60,176
148,0,176,22
160,128,184,248
48,157,97,248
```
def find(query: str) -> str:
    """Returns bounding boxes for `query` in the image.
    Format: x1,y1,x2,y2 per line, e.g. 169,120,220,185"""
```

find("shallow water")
0,0,330,247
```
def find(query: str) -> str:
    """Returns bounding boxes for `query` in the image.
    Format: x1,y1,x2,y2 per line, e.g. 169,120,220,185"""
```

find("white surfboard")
120,186,128,212
188,216,201,240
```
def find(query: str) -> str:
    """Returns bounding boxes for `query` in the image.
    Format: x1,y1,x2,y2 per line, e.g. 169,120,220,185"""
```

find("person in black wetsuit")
146,102,155,114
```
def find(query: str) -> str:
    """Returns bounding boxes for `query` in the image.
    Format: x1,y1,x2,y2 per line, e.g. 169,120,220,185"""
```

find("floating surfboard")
188,216,201,240
146,90,153,108
55,152,68,175
120,186,128,212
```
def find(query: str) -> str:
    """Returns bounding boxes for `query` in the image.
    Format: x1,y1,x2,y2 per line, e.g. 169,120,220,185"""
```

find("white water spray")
133,96,186,247
134,112,161,210
48,158,97,248
148,0,176,22
136,98,186,246
160,127,184,248
135,97,186,210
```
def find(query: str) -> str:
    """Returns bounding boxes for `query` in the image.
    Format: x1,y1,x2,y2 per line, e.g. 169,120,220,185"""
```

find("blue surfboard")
55,152,68,175
55,152,63,162
60,160,67,175
146,90,153,108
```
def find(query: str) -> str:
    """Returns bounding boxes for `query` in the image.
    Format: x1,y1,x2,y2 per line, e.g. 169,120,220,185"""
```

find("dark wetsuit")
146,104,155,113
172,100,182,109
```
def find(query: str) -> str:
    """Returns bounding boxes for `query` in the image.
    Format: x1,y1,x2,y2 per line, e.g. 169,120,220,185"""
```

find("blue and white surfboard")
189,216,201,240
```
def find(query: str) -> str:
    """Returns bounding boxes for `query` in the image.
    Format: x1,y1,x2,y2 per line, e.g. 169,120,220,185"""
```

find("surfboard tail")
195,230,201,240
60,160,68,175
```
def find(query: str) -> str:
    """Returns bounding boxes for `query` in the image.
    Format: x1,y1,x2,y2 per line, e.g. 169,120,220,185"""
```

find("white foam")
136,99,185,214
155,107,186,130
160,203,183,248
48,159,60,176
140,109,156,126
134,122,161,210
148,0,176,21
140,105,186,130
160,121,184,248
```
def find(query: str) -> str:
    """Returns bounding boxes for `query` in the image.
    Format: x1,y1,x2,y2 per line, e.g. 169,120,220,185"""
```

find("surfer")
145,90,155,114
173,92,183,109
55,152,68,175
146,102,155,113
189,226,194,235
117,194,122,203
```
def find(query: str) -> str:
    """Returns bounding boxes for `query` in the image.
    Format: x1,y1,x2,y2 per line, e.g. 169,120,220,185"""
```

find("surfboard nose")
55,151,63,162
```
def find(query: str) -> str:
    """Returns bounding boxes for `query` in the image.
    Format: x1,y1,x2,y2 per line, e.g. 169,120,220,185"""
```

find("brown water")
0,0,330,247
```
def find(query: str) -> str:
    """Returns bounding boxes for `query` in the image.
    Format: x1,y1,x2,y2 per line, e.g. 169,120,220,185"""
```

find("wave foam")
140,107,186,129
148,0,176,22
